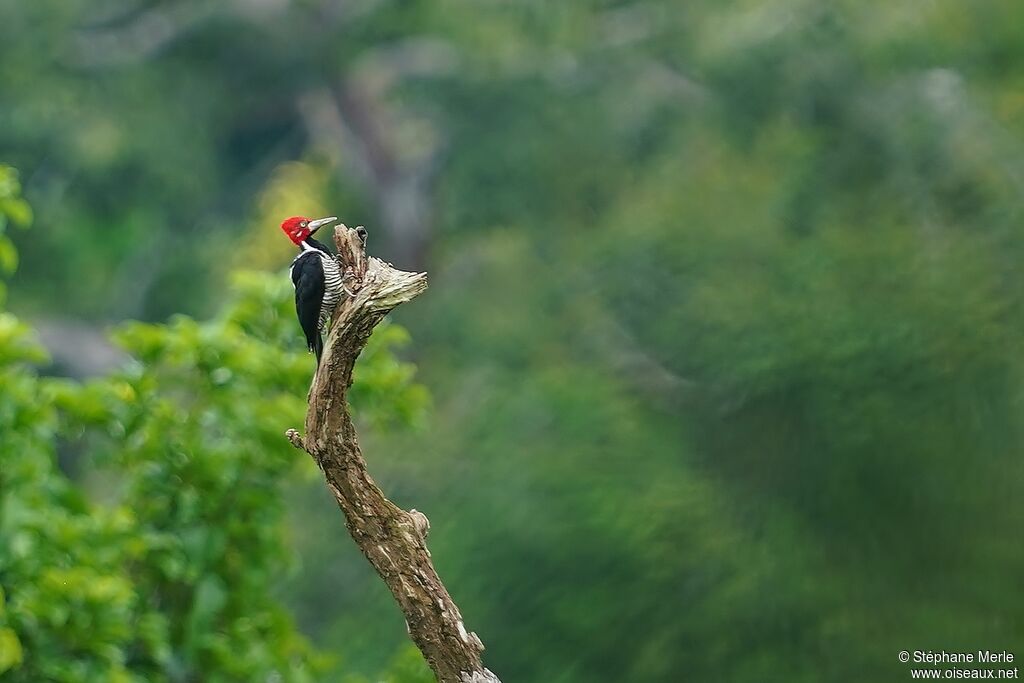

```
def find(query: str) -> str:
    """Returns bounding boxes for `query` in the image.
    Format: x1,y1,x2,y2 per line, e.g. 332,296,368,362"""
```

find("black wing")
291,252,325,363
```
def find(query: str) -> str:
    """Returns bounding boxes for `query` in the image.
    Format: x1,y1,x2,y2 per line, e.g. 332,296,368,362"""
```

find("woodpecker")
280,215,343,364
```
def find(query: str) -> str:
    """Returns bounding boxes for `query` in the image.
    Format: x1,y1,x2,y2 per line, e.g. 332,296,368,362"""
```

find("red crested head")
280,215,337,245
280,216,312,244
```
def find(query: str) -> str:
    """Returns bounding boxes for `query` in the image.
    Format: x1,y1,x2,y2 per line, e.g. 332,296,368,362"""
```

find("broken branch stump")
285,225,500,683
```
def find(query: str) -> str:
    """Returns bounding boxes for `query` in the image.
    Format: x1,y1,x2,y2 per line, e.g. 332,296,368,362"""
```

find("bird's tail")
314,335,324,366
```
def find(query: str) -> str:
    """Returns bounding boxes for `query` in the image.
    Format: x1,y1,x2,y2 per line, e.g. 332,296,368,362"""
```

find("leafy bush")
0,166,428,681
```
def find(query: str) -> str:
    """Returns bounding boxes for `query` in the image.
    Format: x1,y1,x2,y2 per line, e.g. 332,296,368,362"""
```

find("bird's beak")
308,216,338,235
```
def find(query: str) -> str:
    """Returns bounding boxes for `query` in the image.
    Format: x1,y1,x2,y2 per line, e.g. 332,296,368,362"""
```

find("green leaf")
0,198,32,227
0,237,18,274
186,575,227,650
0,628,23,674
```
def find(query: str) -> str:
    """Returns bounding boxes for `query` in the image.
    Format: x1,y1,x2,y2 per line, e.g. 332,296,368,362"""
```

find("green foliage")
0,166,31,306
0,172,428,680
341,645,432,683
0,279,156,682
5,1,1024,682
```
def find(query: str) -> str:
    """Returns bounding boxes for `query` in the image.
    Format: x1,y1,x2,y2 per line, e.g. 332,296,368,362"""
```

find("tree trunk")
285,225,500,683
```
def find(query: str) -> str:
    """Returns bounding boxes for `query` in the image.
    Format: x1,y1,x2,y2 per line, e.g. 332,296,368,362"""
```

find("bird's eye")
300,221,308,228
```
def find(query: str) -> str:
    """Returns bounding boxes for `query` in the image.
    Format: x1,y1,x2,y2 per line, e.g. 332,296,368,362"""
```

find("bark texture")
286,225,499,683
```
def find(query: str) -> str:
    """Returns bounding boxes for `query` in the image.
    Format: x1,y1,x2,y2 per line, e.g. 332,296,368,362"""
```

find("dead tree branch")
285,225,499,683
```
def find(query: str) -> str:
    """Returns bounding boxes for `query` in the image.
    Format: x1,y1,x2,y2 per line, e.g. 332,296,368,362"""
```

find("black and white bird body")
280,216,343,364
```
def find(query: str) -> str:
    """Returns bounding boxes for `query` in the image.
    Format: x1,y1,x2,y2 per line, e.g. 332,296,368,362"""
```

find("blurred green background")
2,1,1024,681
